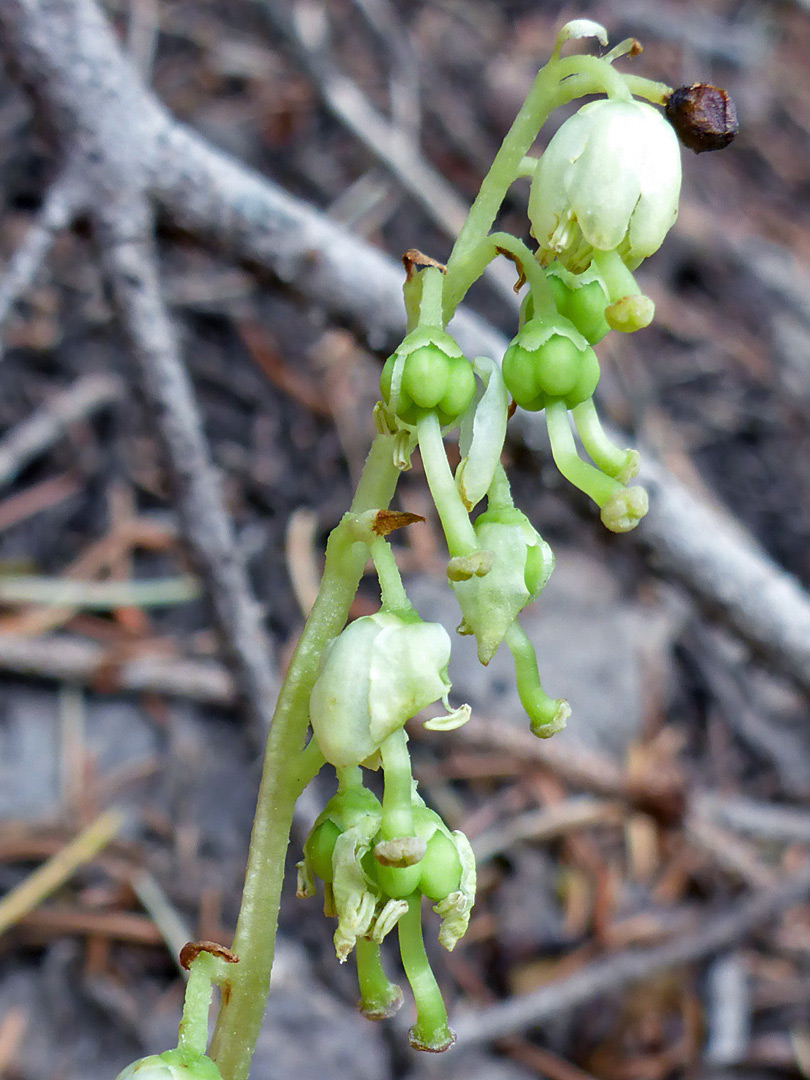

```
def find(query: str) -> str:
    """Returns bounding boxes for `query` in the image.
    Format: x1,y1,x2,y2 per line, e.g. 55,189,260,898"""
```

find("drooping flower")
529,99,682,272
309,611,469,769
451,507,554,664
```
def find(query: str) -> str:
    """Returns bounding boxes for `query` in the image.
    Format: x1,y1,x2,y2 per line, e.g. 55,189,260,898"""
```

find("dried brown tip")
494,246,526,293
665,84,738,153
402,249,447,281
179,940,239,970
372,509,425,536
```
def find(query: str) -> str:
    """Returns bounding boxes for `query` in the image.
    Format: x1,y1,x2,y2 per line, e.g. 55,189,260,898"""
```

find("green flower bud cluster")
502,316,600,412
297,782,475,1053
380,327,476,429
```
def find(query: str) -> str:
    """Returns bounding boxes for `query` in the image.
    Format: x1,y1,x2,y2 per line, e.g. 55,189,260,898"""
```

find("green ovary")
305,819,341,883
418,831,462,901
564,280,610,344
503,333,599,411
381,347,476,427
401,347,451,409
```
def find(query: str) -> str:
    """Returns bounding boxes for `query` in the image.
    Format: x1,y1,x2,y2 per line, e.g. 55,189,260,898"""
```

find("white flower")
309,612,467,768
529,99,682,272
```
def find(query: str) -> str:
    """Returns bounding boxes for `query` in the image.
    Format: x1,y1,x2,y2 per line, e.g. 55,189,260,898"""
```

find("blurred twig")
0,168,82,346
452,859,810,1046
0,809,125,938
0,372,123,486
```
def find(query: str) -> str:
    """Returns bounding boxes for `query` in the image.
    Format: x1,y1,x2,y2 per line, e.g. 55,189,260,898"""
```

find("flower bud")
310,612,464,769
116,1051,222,1080
380,327,476,428
529,99,682,272
502,317,600,412
452,507,554,664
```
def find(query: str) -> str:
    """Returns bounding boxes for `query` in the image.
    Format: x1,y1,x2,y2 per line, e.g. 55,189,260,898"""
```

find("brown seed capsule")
665,84,739,153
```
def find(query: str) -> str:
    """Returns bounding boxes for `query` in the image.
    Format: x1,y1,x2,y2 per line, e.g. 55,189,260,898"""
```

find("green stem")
356,937,403,1019
571,399,632,477
545,399,621,508
486,462,515,512
592,248,641,303
397,894,454,1052
177,954,216,1058
442,232,555,322
368,535,411,614
379,727,415,840
444,54,633,316
416,411,477,557
417,266,445,327
209,434,399,1080
504,621,568,738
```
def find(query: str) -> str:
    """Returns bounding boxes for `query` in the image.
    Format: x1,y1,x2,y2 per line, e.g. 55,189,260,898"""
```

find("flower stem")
571,398,633,477
209,434,399,1080
379,727,415,840
177,953,217,1058
442,232,555,321
416,411,477,557
504,621,569,738
369,535,411,615
486,462,515,512
544,399,622,508
397,894,455,1052
356,937,402,1019
418,265,445,327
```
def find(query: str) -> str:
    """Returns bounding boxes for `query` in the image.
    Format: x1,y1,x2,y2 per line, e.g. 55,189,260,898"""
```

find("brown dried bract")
179,940,239,970
402,249,446,281
372,509,425,536
665,84,738,153
494,246,526,293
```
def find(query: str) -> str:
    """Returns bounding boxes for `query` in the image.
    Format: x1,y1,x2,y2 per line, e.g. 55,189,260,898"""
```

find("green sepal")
455,356,510,511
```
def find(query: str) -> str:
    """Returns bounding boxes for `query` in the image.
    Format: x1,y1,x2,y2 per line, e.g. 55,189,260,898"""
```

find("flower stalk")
112,20,738,1080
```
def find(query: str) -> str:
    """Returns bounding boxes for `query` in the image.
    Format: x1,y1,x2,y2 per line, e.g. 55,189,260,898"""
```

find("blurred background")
1,1,810,1078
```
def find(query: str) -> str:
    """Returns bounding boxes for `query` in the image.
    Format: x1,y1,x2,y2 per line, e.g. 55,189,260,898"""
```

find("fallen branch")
5,4,810,706
98,199,278,734
0,372,123,487
0,633,236,705
0,168,82,342
0,809,124,938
